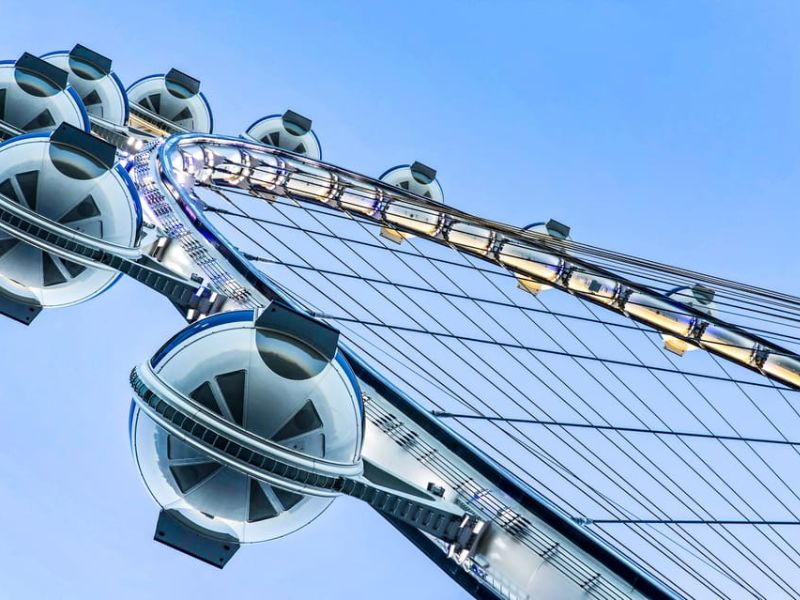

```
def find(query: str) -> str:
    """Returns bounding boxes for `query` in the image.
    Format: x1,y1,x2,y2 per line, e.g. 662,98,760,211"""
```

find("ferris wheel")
1,43,799,600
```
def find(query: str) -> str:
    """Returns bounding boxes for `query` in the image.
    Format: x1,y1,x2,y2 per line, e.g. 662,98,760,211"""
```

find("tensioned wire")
434,242,800,593
205,182,792,468
209,177,800,333
207,157,800,331
554,280,800,585
203,184,800,355
362,215,800,595
203,200,797,376
205,183,792,584
455,232,800,572
234,189,800,596
203,196,800,368
202,186,736,596
205,196,799,353
202,189,792,600
438,244,800,582
203,189,715,599
226,159,800,328
194,156,800,592
345,321,745,599
573,287,800,518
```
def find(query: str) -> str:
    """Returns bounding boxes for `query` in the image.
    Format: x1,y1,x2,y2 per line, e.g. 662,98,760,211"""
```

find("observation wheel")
1,40,799,600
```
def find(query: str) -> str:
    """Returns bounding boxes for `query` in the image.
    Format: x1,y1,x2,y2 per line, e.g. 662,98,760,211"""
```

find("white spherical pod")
127,69,212,133
0,52,89,134
243,110,321,159
380,161,444,203
130,305,364,549
41,44,128,127
0,123,141,310
378,162,444,243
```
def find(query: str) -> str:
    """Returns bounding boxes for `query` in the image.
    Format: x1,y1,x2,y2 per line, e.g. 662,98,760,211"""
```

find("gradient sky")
1,2,798,598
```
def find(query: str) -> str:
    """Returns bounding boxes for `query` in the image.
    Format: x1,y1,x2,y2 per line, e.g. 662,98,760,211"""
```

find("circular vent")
0,124,141,308
243,110,321,159
41,44,128,126
127,68,212,133
380,161,444,203
130,307,364,544
0,52,88,135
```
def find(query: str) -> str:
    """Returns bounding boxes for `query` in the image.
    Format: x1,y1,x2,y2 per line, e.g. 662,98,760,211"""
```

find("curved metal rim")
154,134,800,392
134,361,364,479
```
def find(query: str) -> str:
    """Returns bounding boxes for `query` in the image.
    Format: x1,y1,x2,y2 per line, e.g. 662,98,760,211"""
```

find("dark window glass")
248,480,278,522
22,109,55,132
81,89,102,107
170,462,220,493
0,238,18,257
62,259,86,278
189,381,220,415
273,486,303,511
60,194,99,223
216,370,246,426
273,400,323,442
172,106,192,123
15,171,38,211
142,93,160,114
0,178,19,204
42,254,66,286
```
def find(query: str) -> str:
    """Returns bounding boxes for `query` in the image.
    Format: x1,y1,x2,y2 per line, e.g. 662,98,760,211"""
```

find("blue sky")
1,2,799,598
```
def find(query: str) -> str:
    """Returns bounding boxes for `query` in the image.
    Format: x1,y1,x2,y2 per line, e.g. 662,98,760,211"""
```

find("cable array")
186,164,800,598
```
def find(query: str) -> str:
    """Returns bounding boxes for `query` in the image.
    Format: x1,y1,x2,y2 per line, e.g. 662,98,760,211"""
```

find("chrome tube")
151,135,800,392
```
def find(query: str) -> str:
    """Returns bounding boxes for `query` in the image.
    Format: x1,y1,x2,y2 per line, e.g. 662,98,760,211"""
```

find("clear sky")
1,2,798,598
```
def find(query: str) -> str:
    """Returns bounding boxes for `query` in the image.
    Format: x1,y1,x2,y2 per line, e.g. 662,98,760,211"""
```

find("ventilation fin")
15,171,38,211
216,370,246,426
82,89,102,107
248,480,278,522
144,93,161,113
0,178,19,204
172,106,192,123
170,462,221,493
42,254,67,286
189,381,221,415
22,109,55,132
62,259,86,278
0,238,18,257
60,194,100,223
272,400,323,442
273,487,303,511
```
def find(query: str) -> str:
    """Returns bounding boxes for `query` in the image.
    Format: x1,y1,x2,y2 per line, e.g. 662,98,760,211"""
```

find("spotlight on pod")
662,284,717,356
243,110,321,159
126,68,213,135
379,161,443,243
129,303,364,567
41,44,128,127
0,123,142,323
515,219,571,295
0,52,89,139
